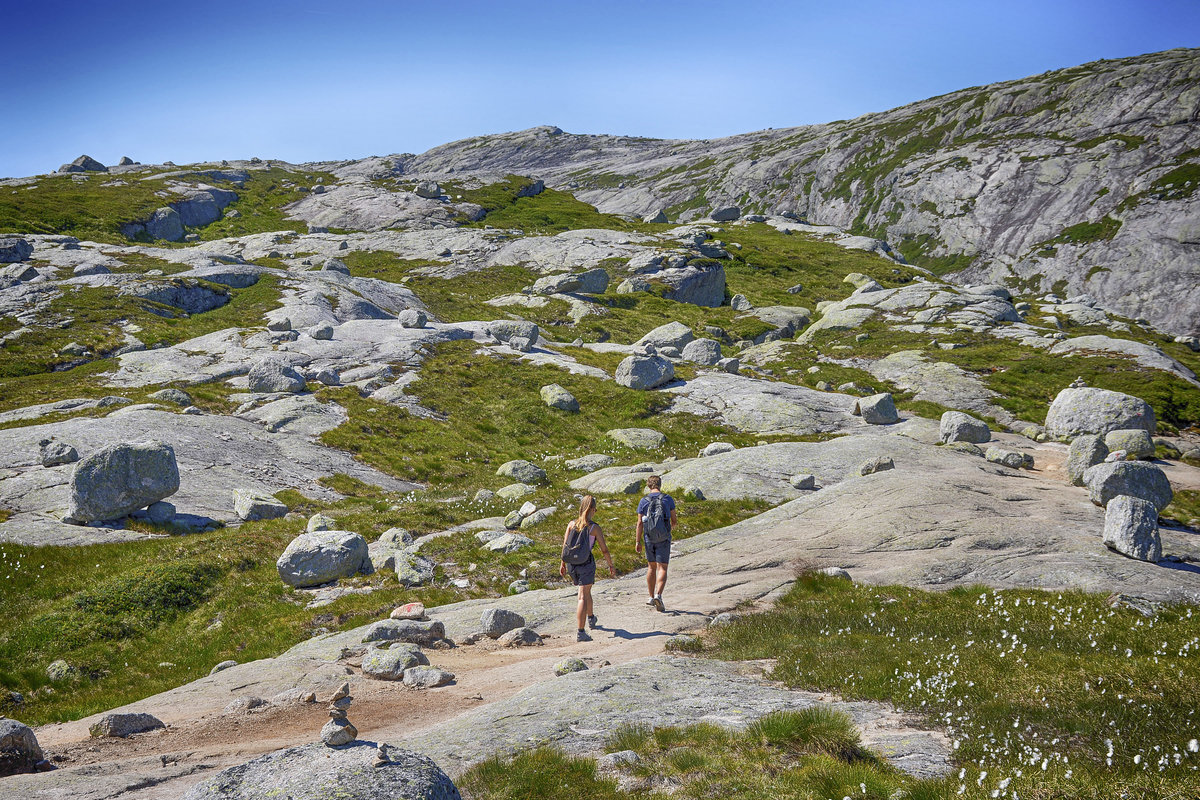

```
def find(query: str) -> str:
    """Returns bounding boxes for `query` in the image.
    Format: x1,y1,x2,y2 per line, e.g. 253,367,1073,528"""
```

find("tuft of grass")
745,707,875,763
459,748,621,800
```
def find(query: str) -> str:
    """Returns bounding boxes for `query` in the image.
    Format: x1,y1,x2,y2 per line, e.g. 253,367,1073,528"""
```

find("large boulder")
486,320,539,344
364,619,446,646
1104,429,1156,460
362,643,430,680
1103,496,1162,563
89,712,164,738
403,666,455,689
233,490,289,521
1084,461,1173,511
615,355,674,390
540,383,579,411
276,531,369,588
66,441,180,523
175,189,238,227
59,154,107,172
145,207,184,241
939,411,990,444
181,741,462,800
607,428,666,450
0,719,44,776
247,359,307,393
496,459,547,484
853,393,898,425
1045,388,1155,439
1065,434,1109,486
637,322,694,350
709,206,741,222
681,338,722,365
657,261,726,307
0,237,33,263
480,608,525,638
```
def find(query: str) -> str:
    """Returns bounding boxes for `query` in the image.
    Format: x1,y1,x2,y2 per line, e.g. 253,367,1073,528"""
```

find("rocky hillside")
368,48,1199,337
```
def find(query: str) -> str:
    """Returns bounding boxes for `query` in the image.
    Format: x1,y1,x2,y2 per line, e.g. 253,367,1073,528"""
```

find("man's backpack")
562,521,594,565
643,494,671,543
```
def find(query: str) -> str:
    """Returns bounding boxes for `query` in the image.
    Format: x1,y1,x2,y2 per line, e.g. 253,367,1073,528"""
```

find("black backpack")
643,494,671,543
562,521,594,565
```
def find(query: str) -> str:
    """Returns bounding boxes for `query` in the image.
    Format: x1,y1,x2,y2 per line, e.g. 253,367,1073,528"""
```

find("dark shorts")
567,558,596,586
643,535,671,564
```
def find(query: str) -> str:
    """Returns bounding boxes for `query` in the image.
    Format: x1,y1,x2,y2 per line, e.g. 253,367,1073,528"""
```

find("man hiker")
635,475,677,612
560,494,615,642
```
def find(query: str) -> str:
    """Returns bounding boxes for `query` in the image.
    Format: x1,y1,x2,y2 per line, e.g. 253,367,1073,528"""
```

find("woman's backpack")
562,521,594,565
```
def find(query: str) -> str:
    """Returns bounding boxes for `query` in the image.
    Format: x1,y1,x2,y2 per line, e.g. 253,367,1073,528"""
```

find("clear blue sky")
2,0,1196,178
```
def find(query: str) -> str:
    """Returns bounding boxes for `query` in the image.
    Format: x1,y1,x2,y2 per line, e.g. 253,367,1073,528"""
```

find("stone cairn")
1069,376,1086,389
320,682,357,747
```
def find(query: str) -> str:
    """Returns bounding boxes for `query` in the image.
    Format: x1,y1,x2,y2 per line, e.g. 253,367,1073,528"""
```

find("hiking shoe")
587,615,598,629
653,595,665,612
645,596,656,606
576,629,592,642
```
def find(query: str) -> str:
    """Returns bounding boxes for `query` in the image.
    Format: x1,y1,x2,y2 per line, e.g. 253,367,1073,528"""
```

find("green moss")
1085,265,1111,280
1042,215,1122,248
894,234,977,277
1074,133,1146,150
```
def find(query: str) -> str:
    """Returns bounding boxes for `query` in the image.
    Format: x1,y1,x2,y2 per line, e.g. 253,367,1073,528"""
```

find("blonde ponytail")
574,495,596,534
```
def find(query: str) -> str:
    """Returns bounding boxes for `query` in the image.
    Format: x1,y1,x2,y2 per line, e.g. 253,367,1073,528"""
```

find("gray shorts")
567,558,596,586
643,535,671,564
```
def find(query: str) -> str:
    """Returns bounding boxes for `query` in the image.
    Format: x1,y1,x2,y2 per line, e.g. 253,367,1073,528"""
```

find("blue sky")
1,0,1196,177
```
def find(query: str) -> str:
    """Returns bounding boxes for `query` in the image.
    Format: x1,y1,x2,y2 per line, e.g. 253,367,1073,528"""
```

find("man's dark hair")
646,474,662,490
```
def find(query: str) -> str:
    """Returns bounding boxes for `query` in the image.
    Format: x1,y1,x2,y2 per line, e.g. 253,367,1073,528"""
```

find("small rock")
860,456,895,476
700,442,735,457
320,718,357,747
224,696,267,714
144,501,175,524
234,489,289,521
498,627,543,647
985,448,1035,470
322,258,350,275
89,713,164,738
540,383,579,412
247,359,307,393
496,459,547,484
566,454,614,472
790,473,816,490
818,567,852,580
615,354,675,390
266,317,292,332
853,393,898,425
554,657,589,676
0,719,44,776
403,666,455,688
309,322,335,340
39,438,79,467
307,512,336,532
390,602,427,620
46,659,73,681
149,388,193,407
398,309,427,328
362,644,429,680
210,659,238,675
710,612,738,626
730,293,752,311
473,488,496,503
508,579,530,594
607,428,667,450
1066,434,1109,486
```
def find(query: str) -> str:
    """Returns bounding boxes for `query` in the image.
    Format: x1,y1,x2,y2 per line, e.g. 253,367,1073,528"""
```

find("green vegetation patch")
1042,215,1122,248
703,573,1200,798
0,273,284,380
462,711,941,800
0,166,334,245
455,175,648,235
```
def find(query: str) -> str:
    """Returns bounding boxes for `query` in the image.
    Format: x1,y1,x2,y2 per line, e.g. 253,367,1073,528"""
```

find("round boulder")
1045,388,1155,439
939,411,991,444
540,383,579,412
1084,461,1173,511
495,459,547,484
615,354,675,390
363,644,429,680
1104,429,1156,460
276,530,369,588
180,741,462,800
681,338,722,366
66,440,180,523
247,359,307,393
0,719,44,776
480,608,525,639
607,428,667,450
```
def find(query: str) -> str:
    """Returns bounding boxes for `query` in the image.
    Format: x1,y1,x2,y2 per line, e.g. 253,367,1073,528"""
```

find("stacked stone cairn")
320,682,357,747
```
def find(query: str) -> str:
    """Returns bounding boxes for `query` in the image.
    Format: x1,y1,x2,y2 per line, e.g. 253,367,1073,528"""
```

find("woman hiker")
560,494,615,642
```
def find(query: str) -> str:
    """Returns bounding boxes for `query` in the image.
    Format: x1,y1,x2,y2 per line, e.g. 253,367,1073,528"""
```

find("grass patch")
456,175,648,235
703,572,1200,798
1163,489,1200,527
0,166,333,244
0,273,284,380
1040,215,1122,248
462,712,938,800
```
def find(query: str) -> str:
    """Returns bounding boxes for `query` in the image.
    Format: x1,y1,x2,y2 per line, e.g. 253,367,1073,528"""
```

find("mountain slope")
392,48,1200,336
